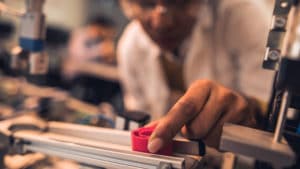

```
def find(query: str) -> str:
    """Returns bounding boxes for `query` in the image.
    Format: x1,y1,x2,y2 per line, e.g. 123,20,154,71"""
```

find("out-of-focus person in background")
0,20,15,76
67,16,117,67
65,16,117,80
117,0,274,147
64,16,122,108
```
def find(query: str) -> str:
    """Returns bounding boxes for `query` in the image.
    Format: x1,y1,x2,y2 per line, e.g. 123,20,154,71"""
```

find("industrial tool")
1,1,120,83
0,114,206,169
0,0,48,75
221,0,300,169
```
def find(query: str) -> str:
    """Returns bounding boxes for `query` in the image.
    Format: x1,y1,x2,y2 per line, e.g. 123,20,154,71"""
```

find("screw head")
274,16,287,28
268,50,280,61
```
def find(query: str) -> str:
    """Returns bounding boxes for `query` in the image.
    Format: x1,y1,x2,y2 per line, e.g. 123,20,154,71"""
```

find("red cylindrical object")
131,126,173,156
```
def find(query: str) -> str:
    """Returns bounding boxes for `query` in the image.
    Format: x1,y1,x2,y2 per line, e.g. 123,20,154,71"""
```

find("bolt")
274,16,287,28
268,50,280,61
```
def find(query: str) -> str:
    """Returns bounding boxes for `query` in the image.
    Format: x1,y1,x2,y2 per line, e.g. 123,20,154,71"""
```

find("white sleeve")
117,21,148,112
223,1,275,102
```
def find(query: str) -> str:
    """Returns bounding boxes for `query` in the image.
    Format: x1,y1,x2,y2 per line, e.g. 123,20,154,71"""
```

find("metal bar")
13,131,185,169
263,0,294,70
24,145,144,169
273,90,291,143
48,122,131,146
48,122,201,155
0,117,200,168
221,123,295,168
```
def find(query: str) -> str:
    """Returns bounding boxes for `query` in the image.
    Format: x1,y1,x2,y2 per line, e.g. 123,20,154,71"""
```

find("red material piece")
131,126,173,156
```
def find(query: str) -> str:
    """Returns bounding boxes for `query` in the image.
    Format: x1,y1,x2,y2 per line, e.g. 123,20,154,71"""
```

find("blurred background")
1,0,128,36
2,1,297,169
0,1,130,168
0,0,128,109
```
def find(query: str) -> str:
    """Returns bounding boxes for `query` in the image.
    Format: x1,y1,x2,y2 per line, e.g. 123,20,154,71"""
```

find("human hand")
147,80,262,153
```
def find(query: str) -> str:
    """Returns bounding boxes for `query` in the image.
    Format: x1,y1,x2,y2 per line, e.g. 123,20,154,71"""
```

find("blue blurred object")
19,38,44,52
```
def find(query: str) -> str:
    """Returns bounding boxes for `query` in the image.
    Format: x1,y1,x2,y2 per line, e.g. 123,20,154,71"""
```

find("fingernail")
148,138,163,153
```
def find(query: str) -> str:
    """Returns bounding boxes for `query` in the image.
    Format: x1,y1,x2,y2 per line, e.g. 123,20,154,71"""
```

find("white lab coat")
117,0,274,120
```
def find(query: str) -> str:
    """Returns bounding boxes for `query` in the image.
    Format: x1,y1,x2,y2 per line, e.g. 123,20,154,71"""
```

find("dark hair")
86,16,116,29
0,21,14,39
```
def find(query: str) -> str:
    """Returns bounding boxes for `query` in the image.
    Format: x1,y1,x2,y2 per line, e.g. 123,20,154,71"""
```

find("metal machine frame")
0,115,202,169
221,1,300,169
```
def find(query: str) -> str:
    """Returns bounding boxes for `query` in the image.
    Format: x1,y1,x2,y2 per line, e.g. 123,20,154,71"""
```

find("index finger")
147,83,211,153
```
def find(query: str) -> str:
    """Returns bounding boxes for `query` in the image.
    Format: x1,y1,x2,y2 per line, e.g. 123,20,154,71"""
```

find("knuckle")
218,88,235,104
192,79,214,88
200,79,214,87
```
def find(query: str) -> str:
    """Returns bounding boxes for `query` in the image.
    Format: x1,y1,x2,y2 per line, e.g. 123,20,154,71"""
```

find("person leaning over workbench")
117,0,275,149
